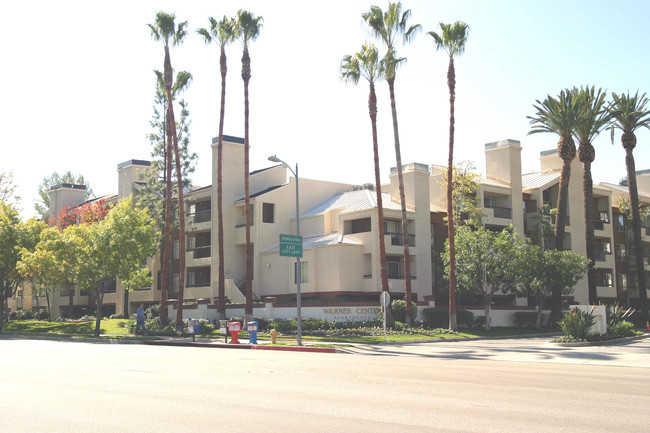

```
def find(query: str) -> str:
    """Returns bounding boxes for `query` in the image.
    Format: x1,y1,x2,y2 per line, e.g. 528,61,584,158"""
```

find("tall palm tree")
363,2,420,326
609,91,650,322
148,11,188,328
341,43,390,307
235,9,263,323
429,21,469,331
198,16,236,321
571,86,610,305
527,89,579,322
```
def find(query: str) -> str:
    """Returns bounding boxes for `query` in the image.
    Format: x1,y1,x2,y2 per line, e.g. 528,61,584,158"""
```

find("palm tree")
571,86,610,305
363,1,420,326
148,11,188,328
429,21,469,331
609,91,650,322
527,89,579,322
235,9,263,324
341,43,390,308
198,16,236,321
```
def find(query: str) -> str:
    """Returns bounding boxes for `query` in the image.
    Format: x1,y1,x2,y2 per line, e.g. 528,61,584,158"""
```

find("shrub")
145,304,160,319
456,310,475,329
514,311,541,328
608,321,635,338
558,308,596,340
422,307,448,329
37,309,49,320
473,315,486,329
606,302,636,327
390,300,418,323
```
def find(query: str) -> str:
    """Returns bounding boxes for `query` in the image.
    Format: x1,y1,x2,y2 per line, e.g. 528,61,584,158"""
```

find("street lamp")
268,155,302,346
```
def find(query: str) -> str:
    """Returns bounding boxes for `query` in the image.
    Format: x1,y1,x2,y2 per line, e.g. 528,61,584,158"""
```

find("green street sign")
279,234,303,258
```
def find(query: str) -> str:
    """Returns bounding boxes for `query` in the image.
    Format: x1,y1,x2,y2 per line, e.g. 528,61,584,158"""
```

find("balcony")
189,210,211,224
594,251,606,262
188,245,211,259
387,233,415,247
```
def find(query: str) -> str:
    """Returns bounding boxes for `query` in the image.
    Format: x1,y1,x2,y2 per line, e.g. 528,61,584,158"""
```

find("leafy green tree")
341,43,391,323
0,171,20,204
0,203,42,330
197,16,237,321
66,197,158,337
363,1,420,326
516,243,589,328
35,171,93,219
429,21,469,331
17,225,72,321
440,161,483,229
235,9,263,323
148,11,189,326
527,89,580,322
444,226,520,331
571,86,610,305
609,91,650,322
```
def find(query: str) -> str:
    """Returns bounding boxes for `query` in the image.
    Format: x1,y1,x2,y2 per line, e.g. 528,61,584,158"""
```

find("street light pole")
268,155,302,346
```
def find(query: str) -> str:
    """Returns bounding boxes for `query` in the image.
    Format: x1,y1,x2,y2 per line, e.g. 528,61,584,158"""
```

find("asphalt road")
1,336,648,433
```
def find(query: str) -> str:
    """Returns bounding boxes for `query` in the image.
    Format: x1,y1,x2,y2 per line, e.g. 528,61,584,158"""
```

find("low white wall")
167,302,551,327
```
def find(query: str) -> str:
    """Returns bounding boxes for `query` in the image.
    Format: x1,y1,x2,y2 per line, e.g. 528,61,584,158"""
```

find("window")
174,240,180,259
599,211,610,223
262,203,275,223
615,214,625,231
386,256,402,279
596,271,613,287
348,217,371,234
294,261,308,284
615,244,627,261
484,196,496,208
172,274,179,293
384,220,401,235
602,241,611,254
617,273,628,291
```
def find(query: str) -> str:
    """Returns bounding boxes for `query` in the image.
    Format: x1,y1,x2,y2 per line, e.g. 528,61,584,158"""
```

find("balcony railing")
594,220,604,231
188,246,211,259
594,251,606,262
189,210,211,224
387,233,415,247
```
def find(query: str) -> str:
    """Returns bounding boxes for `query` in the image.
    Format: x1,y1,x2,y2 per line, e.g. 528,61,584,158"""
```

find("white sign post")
380,291,390,342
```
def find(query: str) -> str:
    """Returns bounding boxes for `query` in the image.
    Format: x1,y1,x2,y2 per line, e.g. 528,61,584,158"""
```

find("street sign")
279,234,303,258
380,291,391,307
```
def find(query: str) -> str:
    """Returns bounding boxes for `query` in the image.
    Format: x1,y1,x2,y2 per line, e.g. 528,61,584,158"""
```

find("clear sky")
3,0,650,218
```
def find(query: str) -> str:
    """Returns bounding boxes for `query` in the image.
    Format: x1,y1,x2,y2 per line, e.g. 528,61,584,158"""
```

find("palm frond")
236,9,263,46
527,89,578,137
609,91,650,134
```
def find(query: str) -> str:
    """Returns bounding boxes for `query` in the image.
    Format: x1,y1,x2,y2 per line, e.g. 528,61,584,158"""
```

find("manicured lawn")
3,319,131,336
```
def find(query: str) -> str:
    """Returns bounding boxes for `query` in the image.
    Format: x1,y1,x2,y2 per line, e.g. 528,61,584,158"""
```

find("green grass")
3,320,559,344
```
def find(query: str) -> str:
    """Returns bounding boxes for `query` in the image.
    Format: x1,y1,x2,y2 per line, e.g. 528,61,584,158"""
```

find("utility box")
228,321,241,344
570,305,607,335
247,321,258,344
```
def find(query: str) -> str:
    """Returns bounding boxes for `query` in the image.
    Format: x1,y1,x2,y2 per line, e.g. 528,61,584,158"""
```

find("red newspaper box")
227,321,241,344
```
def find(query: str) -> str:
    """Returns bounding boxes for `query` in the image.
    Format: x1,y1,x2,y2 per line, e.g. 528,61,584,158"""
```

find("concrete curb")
140,339,338,353
548,333,650,347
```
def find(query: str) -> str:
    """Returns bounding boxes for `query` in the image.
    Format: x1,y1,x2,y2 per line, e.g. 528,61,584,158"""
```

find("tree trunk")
369,82,392,327
94,288,104,338
160,47,174,326
484,292,491,332
581,158,597,304
387,78,412,326
625,146,649,321
169,92,186,330
447,58,457,331
242,46,253,323
217,45,228,321
551,154,572,323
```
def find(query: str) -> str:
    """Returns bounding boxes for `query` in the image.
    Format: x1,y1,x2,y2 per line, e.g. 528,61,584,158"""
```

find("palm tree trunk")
387,78,413,326
581,156,597,304
169,97,186,329
625,147,649,321
447,58,457,331
160,48,174,326
369,83,390,323
217,45,228,321
551,155,571,322
242,46,253,322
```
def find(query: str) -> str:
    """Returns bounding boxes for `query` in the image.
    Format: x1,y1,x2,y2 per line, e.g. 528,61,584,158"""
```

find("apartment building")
10,136,650,320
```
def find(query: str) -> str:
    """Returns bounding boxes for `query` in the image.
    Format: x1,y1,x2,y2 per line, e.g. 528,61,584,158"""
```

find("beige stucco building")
9,135,650,321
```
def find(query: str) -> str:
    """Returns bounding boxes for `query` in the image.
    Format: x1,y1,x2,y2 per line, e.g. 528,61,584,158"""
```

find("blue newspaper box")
247,321,258,344
188,319,201,335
